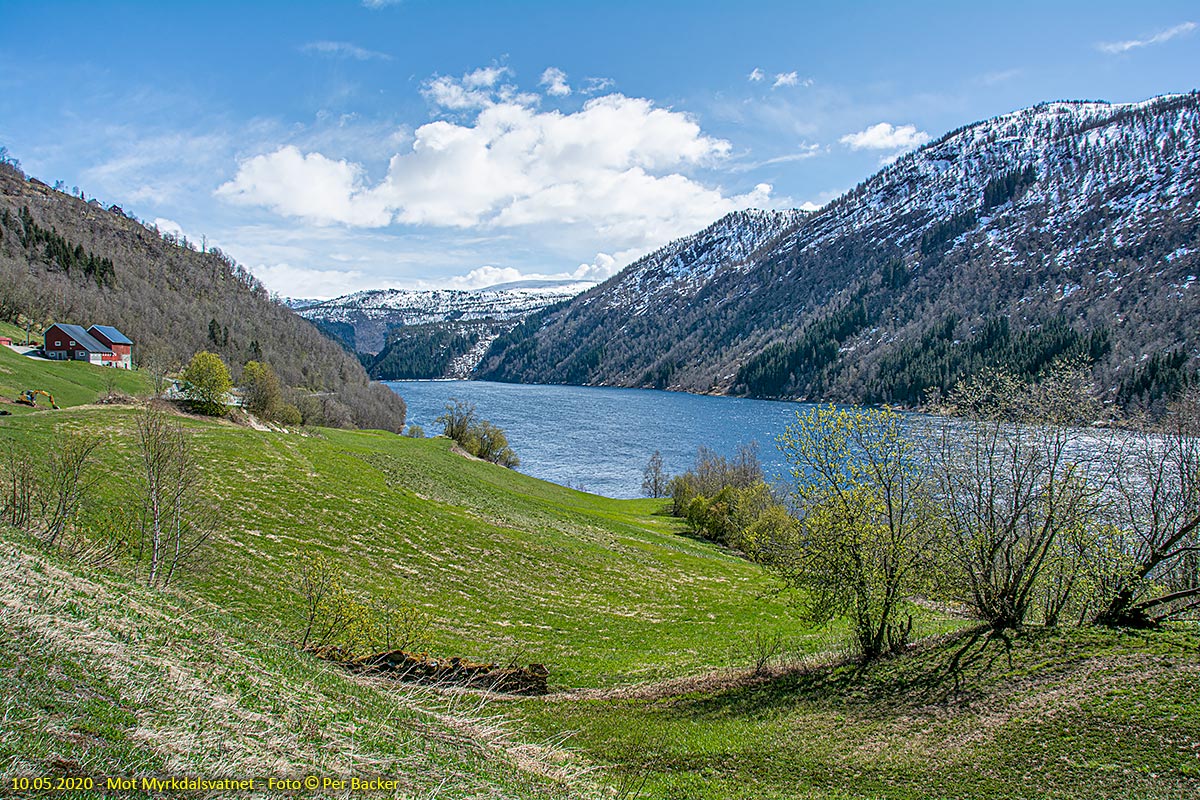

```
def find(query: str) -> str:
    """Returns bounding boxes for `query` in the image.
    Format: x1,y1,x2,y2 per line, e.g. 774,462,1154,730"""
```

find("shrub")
181,351,232,416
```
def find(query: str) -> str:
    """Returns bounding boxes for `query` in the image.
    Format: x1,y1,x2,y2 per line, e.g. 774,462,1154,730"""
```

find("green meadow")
2,353,1198,798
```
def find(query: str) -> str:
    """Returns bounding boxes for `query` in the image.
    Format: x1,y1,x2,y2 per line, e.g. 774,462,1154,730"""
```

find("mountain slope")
477,93,1200,406
0,167,405,428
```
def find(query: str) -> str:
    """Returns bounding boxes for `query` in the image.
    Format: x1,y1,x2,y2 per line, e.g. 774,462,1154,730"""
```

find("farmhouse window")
69,340,76,346
55,340,61,346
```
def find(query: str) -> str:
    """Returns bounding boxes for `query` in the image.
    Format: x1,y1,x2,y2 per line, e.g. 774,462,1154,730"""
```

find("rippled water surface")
387,380,819,498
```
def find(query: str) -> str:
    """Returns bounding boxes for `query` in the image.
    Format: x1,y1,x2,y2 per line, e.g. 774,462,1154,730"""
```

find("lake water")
386,380,817,498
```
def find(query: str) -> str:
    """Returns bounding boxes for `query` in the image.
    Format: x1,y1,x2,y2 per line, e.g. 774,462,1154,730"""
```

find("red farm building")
43,323,134,369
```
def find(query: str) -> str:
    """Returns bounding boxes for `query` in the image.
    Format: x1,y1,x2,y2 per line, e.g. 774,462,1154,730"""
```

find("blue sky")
1,1,1196,298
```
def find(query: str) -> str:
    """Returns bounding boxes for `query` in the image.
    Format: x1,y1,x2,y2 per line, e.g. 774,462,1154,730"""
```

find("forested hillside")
0,163,405,429
477,93,1200,410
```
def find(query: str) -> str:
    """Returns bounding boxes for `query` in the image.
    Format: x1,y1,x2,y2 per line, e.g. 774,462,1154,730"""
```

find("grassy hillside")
4,405,1198,799
0,405,830,689
0,167,406,431
0,342,152,414
515,625,1200,800
0,532,590,799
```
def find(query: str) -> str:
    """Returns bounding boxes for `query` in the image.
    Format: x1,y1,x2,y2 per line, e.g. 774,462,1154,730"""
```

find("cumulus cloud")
217,92,772,252
1098,21,1195,54
540,67,571,97
153,218,189,239
748,68,766,82
840,122,930,152
440,251,621,291
214,145,390,226
421,66,539,110
301,41,392,61
251,262,371,300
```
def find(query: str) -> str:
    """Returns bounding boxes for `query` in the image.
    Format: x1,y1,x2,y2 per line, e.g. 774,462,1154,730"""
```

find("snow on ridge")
299,281,592,326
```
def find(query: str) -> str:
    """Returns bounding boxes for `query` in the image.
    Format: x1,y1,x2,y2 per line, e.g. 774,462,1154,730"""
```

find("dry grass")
0,536,600,798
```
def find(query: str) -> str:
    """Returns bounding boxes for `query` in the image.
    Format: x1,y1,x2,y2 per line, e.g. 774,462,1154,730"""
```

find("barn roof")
46,324,111,354
87,325,133,345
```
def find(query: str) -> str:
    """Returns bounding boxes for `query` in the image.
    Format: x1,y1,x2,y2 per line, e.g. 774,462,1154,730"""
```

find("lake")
386,380,817,498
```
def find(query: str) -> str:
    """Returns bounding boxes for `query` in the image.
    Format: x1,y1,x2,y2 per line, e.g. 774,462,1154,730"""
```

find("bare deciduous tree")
929,366,1112,630
1095,389,1200,626
135,407,214,587
41,431,102,547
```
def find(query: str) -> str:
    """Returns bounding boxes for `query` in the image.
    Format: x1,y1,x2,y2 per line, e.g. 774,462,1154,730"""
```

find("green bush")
181,351,232,416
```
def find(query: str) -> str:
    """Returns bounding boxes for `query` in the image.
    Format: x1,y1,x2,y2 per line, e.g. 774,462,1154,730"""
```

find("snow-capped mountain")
477,93,1200,407
589,209,808,316
299,279,593,355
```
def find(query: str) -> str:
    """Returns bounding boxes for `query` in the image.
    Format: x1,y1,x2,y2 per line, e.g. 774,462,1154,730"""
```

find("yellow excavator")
16,389,59,409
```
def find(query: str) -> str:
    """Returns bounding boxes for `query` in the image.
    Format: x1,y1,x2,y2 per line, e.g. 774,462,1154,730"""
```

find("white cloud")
979,68,1021,86
421,66,539,110
214,145,390,226
839,122,930,152
540,67,571,97
748,68,765,82
1098,21,1195,54
301,41,391,61
462,66,507,88
153,217,188,239
581,77,615,94
361,0,401,8
772,72,800,88
251,262,371,300
217,92,772,254
731,143,823,172
439,251,622,291
798,201,822,212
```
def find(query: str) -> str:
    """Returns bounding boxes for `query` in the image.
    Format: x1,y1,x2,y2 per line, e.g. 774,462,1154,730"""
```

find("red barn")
43,323,134,369
87,325,134,369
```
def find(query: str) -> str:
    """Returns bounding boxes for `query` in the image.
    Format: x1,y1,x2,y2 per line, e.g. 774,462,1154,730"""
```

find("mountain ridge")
476,93,1200,408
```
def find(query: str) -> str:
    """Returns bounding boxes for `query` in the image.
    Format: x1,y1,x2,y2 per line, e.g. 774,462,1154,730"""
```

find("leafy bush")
293,554,431,655
181,351,232,416
436,399,519,468
669,443,762,517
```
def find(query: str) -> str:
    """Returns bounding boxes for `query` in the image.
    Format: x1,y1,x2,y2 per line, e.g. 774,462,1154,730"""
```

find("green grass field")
2,392,1199,799
0,338,152,413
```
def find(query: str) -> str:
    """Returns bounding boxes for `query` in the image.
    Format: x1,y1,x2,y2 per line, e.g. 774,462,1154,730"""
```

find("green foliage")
4,205,114,286
669,443,763,517
292,554,431,655
436,398,519,467
274,402,303,427
404,423,425,438
683,482,777,549
982,164,1038,211
735,259,908,398
181,351,232,416
240,360,282,419
1117,347,1197,412
919,210,978,258
870,315,1111,406
764,405,940,659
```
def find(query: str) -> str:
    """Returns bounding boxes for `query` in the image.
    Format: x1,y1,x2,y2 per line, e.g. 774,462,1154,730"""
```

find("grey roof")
87,325,133,345
46,324,111,354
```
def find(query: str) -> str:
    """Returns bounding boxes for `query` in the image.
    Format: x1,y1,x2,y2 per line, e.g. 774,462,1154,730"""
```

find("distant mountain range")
475,93,1200,409
297,280,593,379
